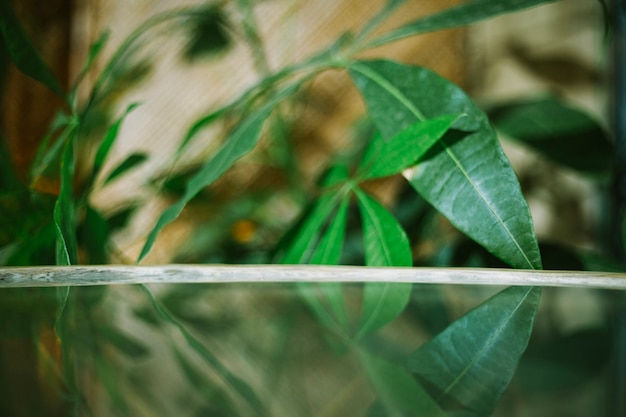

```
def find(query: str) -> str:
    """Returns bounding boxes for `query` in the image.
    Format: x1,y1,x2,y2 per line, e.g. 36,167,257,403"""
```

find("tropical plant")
0,0,618,416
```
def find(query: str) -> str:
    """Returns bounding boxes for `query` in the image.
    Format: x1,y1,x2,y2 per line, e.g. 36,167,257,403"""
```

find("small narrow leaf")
356,189,411,338
310,195,350,329
103,153,148,185
139,83,300,263
407,286,541,416
70,31,110,100
351,60,541,270
53,126,79,266
177,105,231,157
488,97,613,177
92,102,142,179
369,0,561,48
358,348,445,417
358,114,464,179
0,0,66,98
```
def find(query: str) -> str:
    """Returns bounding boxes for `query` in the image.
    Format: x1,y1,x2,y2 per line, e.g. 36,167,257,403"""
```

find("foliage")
0,0,618,416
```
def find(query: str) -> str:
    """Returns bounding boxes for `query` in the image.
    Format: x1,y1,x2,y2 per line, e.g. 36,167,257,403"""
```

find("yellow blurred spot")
231,219,256,243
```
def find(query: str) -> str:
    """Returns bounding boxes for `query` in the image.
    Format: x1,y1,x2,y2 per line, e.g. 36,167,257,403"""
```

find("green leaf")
0,0,66,98
407,286,541,416
351,60,541,270
70,31,110,101
368,0,561,48
92,102,142,180
358,348,445,417
279,165,349,264
53,126,79,266
356,189,411,338
99,325,150,358
81,204,109,264
488,97,613,178
29,111,74,183
139,82,301,263
310,195,350,329
358,114,464,180
177,106,231,157
104,153,148,185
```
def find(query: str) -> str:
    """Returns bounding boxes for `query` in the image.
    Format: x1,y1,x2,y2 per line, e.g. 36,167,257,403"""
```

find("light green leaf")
407,286,541,417
139,83,300,263
356,189,411,338
358,114,464,180
104,153,148,185
93,102,142,180
0,0,66,98
351,60,541,270
310,195,350,329
488,97,613,178
358,348,445,417
368,0,561,48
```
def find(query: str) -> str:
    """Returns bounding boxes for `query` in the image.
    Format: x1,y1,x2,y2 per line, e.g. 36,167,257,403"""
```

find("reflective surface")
0,283,622,417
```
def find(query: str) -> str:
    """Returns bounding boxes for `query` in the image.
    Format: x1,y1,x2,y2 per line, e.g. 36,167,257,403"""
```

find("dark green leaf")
93,102,142,180
70,31,110,101
488,97,613,178
358,114,464,179
369,0,561,48
183,5,231,61
104,153,148,185
407,286,541,416
356,189,412,338
351,60,541,270
517,326,612,393
81,205,109,264
358,348,445,417
0,0,65,98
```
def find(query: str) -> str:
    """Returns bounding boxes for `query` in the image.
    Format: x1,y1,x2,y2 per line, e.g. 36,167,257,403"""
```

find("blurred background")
0,0,623,416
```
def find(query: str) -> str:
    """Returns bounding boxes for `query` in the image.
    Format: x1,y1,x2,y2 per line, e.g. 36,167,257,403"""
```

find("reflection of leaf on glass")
183,5,231,62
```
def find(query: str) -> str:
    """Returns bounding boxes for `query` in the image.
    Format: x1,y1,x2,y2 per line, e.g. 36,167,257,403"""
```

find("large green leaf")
359,348,445,417
358,114,465,180
350,60,541,270
139,83,300,262
356,189,412,339
0,0,65,98
407,286,541,417
368,0,561,48
488,97,613,178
